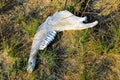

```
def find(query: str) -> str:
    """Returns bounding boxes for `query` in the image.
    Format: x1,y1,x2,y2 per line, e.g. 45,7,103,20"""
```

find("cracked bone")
27,10,98,73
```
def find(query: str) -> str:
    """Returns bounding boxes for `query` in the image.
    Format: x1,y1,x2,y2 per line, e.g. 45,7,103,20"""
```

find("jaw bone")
27,10,98,73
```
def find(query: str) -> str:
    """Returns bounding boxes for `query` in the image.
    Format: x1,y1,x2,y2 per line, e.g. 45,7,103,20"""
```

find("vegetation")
0,0,120,80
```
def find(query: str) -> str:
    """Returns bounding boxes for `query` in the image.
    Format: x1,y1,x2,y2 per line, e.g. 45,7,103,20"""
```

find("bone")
27,10,98,73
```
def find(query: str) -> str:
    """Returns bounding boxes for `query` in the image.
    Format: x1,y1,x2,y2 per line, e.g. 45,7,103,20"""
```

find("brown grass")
92,0,119,16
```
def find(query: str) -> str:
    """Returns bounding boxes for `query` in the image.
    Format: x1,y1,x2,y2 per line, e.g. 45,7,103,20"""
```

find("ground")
0,0,120,80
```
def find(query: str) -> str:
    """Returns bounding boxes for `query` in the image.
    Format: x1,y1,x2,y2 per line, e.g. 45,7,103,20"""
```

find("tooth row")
39,31,56,50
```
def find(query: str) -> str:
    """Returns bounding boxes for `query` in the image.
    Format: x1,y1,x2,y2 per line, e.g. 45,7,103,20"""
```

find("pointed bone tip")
27,66,34,73
89,20,98,28
94,20,98,25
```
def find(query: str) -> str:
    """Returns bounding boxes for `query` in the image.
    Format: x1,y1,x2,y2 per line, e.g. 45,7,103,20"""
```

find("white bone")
27,10,98,73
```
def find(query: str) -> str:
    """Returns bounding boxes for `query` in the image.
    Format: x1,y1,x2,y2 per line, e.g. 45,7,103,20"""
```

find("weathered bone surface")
27,10,98,73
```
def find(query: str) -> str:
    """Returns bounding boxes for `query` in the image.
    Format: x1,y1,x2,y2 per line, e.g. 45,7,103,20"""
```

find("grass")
37,50,57,70
109,24,120,53
35,50,57,79
0,2,4,9
0,0,120,80
22,18,39,37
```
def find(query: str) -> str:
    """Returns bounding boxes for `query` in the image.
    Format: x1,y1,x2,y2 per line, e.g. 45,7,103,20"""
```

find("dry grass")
0,0,120,80
93,0,119,16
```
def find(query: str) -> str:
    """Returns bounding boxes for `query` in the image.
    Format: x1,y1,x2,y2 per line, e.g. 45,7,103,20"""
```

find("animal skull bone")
27,10,98,73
